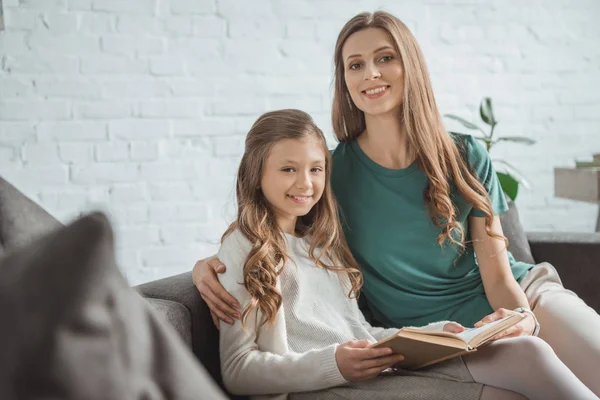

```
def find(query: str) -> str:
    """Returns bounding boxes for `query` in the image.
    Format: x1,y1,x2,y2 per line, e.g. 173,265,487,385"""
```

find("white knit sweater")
217,229,448,400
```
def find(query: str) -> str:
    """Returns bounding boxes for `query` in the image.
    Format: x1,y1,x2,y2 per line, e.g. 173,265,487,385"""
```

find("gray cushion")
499,201,535,264
146,298,193,346
0,212,226,400
0,176,62,255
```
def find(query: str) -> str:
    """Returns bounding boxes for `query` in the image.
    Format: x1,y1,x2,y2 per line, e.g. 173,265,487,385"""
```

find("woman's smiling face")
342,27,405,117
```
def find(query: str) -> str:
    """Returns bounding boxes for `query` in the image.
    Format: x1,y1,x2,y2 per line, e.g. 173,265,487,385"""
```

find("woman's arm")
470,215,536,336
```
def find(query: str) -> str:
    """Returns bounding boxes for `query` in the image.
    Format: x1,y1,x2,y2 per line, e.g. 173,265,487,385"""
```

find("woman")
194,11,600,397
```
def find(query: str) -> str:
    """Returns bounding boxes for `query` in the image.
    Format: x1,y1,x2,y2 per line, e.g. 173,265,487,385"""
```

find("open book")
370,313,525,370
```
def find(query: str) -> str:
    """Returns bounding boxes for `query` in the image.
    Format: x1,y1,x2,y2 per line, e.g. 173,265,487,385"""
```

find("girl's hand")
443,322,466,334
474,308,537,340
192,255,241,328
335,340,405,382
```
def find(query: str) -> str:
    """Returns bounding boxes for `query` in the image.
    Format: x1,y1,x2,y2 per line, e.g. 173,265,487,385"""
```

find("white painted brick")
92,0,156,14
272,0,316,18
139,245,200,267
37,122,107,142
2,166,68,189
0,77,33,98
267,95,325,113
80,56,147,74
148,182,194,201
0,122,36,144
21,142,62,165
70,162,139,184
109,184,148,203
17,0,67,10
109,204,148,225
207,97,268,116
101,78,171,98
0,32,29,54
3,54,80,74
4,10,37,29
101,35,165,56
148,203,210,223
575,106,600,120
116,226,160,248
286,20,317,39
159,224,198,245
191,16,227,38
116,16,159,34
79,13,116,33
170,0,215,15
173,119,236,137
137,100,201,119
37,12,80,33
73,101,133,119
130,141,159,161
68,0,92,10
35,79,103,99
58,143,94,164
109,120,171,140
149,57,186,76
0,100,70,121
28,33,100,54
217,0,272,17
139,161,199,181
95,142,129,162
228,18,284,39
168,38,220,56
162,16,193,35
212,135,245,156
0,145,19,165
159,138,212,159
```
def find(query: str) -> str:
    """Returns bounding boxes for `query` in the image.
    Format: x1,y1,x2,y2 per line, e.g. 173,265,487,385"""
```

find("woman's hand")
335,340,405,382
474,308,537,340
443,322,466,334
192,255,241,328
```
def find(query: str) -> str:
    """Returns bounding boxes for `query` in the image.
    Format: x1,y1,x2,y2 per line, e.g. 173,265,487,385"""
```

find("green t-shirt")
330,133,532,328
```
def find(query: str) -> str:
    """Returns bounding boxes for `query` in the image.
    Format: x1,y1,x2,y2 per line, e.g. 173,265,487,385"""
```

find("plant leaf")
479,97,497,127
497,172,519,201
492,159,531,189
493,136,536,145
444,114,487,136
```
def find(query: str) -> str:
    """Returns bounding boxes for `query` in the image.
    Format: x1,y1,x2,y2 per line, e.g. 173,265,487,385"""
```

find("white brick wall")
1,0,599,285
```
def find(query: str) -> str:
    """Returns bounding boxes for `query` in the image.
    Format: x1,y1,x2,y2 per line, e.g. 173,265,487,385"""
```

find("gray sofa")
1,175,599,399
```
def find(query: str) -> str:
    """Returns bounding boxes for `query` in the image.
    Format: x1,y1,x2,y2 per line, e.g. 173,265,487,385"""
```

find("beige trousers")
520,262,600,397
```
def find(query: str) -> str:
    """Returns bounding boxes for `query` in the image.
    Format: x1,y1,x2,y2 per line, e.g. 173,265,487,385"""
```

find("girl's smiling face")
342,27,405,117
260,136,326,234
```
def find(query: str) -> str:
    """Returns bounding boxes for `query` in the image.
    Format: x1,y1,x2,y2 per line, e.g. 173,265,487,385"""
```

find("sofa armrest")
145,297,192,346
527,232,600,313
135,272,222,389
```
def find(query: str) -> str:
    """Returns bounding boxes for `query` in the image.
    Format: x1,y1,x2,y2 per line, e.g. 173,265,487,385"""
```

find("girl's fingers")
360,354,405,370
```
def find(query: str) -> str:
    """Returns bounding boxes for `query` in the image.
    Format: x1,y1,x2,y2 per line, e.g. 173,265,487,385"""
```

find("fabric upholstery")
0,212,226,400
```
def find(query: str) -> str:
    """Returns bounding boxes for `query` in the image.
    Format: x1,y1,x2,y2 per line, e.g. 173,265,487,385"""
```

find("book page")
456,315,513,344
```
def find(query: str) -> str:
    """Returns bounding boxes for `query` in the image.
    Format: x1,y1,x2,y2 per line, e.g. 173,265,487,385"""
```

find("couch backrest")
498,201,535,264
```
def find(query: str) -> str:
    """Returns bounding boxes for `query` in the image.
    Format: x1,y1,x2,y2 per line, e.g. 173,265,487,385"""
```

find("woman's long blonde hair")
223,109,362,327
332,11,505,250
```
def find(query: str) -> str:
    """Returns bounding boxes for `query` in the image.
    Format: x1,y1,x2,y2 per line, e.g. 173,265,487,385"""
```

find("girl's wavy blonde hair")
223,109,363,327
332,11,506,250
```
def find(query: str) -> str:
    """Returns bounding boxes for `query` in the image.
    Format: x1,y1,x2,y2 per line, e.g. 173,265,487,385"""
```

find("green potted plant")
445,97,536,201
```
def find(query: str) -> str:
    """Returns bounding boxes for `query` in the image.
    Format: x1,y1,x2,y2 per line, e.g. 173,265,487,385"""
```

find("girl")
217,109,596,400
196,11,600,397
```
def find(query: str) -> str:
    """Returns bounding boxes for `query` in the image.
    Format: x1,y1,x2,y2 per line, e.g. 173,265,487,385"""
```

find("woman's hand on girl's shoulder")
193,255,241,328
